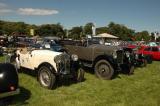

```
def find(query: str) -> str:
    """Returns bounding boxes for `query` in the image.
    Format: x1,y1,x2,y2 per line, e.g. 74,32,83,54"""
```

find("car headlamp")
71,54,78,61
54,55,61,63
0,73,4,79
125,52,130,58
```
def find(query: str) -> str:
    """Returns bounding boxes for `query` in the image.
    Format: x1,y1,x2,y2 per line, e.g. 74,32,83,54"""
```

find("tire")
146,55,152,64
128,65,134,75
94,60,114,80
38,64,56,89
73,67,85,82
141,59,147,67
143,59,147,67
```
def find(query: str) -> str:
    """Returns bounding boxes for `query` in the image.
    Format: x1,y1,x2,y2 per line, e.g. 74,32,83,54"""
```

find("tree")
84,23,94,35
68,27,82,39
96,27,108,35
107,22,135,41
37,24,65,37
135,31,151,41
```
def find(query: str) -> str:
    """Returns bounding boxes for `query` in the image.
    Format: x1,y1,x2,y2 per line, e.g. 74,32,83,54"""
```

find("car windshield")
50,44,63,52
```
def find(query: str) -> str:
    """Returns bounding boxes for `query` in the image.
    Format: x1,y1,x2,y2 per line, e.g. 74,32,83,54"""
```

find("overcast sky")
0,0,160,32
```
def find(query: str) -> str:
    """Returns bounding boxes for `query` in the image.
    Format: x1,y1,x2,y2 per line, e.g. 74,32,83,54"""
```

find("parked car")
0,36,8,47
123,45,148,67
62,39,135,80
138,46,160,61
10,47,84,89
0,63,19,98
0,47,3,55
15,37,36,48
42,36,60,45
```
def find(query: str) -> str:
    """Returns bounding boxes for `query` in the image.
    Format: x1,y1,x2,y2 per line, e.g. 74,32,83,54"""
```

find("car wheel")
128,65,134,75
143,59,147,67
95,60,114,80
141,59,147,67
146,55,152,64
38,65,56,89
73,67,85,82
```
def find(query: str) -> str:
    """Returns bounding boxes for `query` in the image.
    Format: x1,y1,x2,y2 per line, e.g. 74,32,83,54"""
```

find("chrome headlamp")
125,52,130,58
71,54,78,61
54,55,62,63
112,50,117,59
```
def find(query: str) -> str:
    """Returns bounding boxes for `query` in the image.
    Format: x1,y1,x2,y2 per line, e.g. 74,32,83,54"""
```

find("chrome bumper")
0,88,20,98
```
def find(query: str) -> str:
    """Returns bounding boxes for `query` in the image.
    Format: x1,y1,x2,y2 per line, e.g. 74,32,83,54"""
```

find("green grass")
1,56,160,106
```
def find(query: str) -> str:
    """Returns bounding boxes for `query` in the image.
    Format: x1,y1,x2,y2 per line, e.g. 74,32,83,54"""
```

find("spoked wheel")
38,64,56,89
142,59,147,67
128,65,134,75
95,60,114,80
73,67,85,82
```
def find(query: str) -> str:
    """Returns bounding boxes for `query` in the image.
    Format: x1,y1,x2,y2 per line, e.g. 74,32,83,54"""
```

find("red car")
138,46,160,60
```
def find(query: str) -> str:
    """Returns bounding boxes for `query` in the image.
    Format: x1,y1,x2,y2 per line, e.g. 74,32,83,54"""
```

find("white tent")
94,33,119,39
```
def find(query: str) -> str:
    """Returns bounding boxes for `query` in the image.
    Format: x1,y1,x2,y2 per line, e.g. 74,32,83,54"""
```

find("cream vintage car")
10,47,84,89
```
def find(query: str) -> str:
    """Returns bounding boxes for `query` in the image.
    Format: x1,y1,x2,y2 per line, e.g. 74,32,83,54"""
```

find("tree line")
0,20,159,41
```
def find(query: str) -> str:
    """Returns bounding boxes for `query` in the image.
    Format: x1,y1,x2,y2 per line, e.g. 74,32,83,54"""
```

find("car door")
19,49,33,69
143,47,152,55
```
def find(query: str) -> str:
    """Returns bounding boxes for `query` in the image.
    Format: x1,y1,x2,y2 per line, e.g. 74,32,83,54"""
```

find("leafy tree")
107,22,135,40
135,31,151,41
68,26,82,39
37,24,64,37
84,23,94,35
96,27,108,35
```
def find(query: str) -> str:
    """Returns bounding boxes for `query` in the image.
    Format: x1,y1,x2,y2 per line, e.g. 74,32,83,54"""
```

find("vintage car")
0,36,8,47
62,39,135,80
138,46,160,61
10,47,84,89
0,47,3,55
123,45,148,67
0,63,19,98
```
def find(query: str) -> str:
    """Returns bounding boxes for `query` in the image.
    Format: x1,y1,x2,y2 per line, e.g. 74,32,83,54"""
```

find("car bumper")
0,88,20,98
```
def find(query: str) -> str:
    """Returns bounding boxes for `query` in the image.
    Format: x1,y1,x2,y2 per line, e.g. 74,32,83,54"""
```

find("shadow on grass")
56,76,86,88
19,68,86,89
83,66,120,80
19,68,37,77
0,87,31,106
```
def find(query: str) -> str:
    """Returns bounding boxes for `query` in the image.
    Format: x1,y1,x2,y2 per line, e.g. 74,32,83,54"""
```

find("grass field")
0,56,160,106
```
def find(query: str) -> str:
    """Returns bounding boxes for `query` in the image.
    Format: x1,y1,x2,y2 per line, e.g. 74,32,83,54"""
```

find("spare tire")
0,63,18,93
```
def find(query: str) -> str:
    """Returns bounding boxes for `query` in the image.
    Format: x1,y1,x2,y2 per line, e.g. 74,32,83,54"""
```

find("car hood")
89,44,122,51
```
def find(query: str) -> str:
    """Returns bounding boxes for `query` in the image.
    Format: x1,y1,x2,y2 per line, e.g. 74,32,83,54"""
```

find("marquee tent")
94,33,119,39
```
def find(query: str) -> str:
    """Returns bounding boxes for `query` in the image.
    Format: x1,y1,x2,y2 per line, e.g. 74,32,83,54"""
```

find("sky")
0,0,160,32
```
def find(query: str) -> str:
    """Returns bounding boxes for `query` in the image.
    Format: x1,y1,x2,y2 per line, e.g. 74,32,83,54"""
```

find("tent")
94,33,119,39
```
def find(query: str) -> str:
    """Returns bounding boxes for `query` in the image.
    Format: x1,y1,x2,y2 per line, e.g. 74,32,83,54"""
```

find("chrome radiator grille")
55,53,71,74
